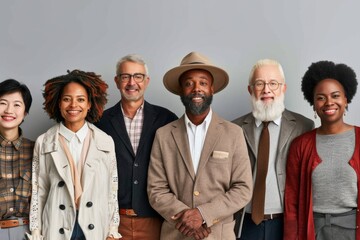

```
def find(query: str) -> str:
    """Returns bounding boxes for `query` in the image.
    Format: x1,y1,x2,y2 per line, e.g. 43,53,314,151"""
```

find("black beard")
180,93,213,115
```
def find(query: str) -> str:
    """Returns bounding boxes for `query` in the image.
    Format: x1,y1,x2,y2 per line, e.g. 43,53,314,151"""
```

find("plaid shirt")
122,102,144,154
0,130,34,220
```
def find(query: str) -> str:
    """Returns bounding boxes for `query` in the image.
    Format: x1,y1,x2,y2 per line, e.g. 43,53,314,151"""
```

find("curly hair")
43,69,108,123
301,60,358,106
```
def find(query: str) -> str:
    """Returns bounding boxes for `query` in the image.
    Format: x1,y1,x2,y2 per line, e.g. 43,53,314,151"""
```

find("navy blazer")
96,101,178,217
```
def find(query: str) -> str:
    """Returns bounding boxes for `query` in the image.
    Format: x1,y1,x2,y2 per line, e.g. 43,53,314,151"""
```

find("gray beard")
251,93,285,122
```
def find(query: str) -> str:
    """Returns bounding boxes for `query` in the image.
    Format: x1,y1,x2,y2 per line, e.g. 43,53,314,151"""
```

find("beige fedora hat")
163,51,229,95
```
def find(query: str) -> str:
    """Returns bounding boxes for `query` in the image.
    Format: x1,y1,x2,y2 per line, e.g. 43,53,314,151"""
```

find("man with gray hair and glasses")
233,59,314,240
96,54,178,240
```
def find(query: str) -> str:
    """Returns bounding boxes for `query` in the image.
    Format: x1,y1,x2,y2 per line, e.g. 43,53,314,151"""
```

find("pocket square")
212,150,229,159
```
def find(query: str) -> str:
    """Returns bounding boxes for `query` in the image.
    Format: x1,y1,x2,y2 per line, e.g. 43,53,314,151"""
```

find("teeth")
324,109,336,114
2,116,15,120
67,111,79,114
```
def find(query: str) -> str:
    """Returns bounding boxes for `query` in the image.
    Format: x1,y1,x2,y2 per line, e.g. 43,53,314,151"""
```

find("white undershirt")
184,109,212,174
59,122,89,165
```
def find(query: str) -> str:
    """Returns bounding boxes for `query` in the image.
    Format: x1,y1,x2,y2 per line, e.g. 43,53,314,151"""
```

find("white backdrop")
1,0,359,140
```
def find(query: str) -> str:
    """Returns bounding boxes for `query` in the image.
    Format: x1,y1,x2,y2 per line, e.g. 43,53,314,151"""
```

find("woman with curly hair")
284,61,359,240
27,70,121,240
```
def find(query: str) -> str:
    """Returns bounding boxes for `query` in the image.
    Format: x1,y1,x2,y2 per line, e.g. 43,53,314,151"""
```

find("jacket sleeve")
284,139,301,240
28,135,47,239
107,139,121,239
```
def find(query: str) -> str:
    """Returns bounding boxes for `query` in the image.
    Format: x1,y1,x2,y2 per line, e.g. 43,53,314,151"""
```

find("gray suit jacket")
232,109,314,237
148,112,253,240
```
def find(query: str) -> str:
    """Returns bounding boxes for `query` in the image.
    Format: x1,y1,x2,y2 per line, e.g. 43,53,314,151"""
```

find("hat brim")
163,64,229,95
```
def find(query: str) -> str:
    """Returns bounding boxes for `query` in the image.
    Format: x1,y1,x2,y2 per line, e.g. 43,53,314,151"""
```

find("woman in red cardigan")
284,60,359,240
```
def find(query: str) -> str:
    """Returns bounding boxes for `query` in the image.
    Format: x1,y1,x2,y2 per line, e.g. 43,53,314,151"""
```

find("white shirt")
184,109,212,174
59,122,89,165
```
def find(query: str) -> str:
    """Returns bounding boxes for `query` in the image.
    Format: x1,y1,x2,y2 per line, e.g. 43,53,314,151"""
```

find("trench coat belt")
0,217,29,229
119,208,137,217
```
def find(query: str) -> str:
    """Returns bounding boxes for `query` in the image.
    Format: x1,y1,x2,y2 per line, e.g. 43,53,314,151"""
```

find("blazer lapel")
241,114,256,157
172,117,196,180
278,110,296,153
197,113,222,174
137,102,155,156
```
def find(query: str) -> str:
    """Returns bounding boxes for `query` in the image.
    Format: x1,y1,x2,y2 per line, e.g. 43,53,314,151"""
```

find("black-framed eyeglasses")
118,73,146,83
252,80,283,91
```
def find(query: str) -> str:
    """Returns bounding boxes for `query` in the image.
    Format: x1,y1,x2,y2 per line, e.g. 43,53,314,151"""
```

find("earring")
344,110,346,116
314,110,317,119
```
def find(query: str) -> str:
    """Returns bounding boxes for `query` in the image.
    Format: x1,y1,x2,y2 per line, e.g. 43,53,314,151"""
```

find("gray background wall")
1,0,359,141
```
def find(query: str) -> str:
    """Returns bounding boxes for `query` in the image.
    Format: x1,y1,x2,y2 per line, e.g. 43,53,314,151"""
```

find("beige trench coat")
28,123,120,240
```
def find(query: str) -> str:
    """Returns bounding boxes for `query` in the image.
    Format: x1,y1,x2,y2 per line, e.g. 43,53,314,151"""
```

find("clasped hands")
172,208,211,240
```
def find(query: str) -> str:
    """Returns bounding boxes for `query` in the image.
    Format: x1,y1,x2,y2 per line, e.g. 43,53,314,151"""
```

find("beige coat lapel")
171,117,196,180
197,113,222,174
42,125,75,199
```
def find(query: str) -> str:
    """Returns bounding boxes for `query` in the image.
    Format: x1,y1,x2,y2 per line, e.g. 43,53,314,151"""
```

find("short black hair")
0,79,32,113
302,60,358,106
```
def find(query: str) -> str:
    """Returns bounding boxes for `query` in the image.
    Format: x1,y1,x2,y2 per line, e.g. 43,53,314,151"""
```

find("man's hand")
192,225,211,240
172,208,205,237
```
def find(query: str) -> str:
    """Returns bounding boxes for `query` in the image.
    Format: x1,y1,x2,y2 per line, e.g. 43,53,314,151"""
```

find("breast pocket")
208,150,230,164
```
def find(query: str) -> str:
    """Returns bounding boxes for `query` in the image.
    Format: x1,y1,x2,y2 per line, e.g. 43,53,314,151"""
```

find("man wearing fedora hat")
147,51,253,240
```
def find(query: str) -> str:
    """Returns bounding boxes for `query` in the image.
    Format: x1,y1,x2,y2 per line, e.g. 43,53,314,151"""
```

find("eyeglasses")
118,73,146,83
252,80,283,91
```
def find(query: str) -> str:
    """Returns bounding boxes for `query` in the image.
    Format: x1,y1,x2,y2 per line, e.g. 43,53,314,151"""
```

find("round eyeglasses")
118,73,146,83
252,80,283,91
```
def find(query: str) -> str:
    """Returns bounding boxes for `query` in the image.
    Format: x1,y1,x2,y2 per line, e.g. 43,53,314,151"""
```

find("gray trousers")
0,225,29,240
313,209,356,240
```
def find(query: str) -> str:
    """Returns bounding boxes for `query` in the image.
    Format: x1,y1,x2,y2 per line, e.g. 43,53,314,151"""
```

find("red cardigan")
284,127,360,240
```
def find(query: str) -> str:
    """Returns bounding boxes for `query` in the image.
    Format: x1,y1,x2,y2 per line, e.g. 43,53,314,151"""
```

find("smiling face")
249,64,286,121
0,92,26,135
114,61,149,104
314,78,348,126
179,69,214,116
248,64,286,105
59,82,91,132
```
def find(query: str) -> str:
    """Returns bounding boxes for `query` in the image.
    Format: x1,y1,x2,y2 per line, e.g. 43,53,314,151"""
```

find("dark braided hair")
301,60,358,106
43,69,108,123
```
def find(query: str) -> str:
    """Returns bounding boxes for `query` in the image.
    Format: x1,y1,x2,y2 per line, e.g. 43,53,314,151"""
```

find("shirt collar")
184,108,213,129
0,128,23,150
255,115,282,127
120,101,144,117
59,122,89,143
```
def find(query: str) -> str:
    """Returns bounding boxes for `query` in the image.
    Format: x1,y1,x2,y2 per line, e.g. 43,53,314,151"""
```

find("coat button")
194,191,200,196
86,201,93,207
88,224,94,230
58,181,65,187
59,204,66,210
59,228,65,234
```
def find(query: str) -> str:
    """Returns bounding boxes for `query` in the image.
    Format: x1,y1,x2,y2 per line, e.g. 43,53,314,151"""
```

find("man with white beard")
233,59,314,240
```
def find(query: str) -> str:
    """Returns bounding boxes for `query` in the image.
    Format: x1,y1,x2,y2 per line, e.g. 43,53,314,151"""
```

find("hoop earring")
314,110,317,119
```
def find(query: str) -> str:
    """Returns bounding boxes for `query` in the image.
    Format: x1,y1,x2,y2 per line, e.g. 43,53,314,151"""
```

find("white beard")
251,93,285,122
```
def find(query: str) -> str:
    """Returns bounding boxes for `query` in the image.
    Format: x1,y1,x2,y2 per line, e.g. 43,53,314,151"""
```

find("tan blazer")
29,123,119,240
148,113,253,240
